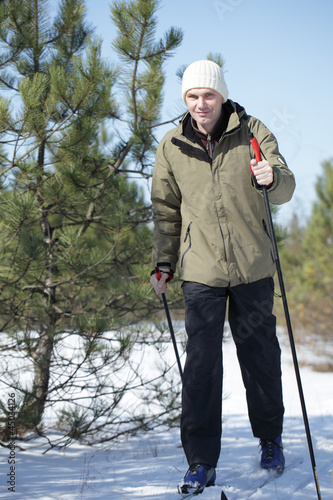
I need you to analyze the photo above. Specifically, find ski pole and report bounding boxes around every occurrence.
[249,132,322,500]
[155,268,184,382]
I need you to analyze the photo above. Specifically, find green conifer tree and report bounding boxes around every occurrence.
[278,159,333,337]
[298,159,333,335]
[0,0,182,440]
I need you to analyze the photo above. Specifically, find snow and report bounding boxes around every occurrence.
[1,326,333,499]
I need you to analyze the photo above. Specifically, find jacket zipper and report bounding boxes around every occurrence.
[180,222,192,267]
[212,125,242,266]
[207,133,214,158]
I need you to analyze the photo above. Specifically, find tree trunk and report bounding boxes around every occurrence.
[16,207,57,432]
[16,327,54,432]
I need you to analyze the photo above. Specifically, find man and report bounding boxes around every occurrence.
[150,59,295,496]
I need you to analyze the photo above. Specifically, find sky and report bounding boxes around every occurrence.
[83,0,333,226]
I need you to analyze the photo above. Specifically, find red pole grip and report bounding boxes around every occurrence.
[155,267,161,280]
[249,135,262,163]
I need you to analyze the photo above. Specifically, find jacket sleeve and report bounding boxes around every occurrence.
[248,117,296,205]
[151,136,182,272]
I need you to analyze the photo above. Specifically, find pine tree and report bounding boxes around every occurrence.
[279,159,333,337]
[298,159,333,335]
[303,159,333,265]
[0,0,183,441]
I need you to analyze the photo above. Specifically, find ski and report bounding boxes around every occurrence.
[220,458,303,499]
[245,459,303,498]
[179,487,229,499]
[179,493,229,499]
[179,492,201,499]
[179,460,302,499]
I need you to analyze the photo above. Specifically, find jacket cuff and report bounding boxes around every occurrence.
[251,173,274,191]
[156,261,176,273]
[157,262,172,268]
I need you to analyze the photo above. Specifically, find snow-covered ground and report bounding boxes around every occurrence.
[1,327,332,499]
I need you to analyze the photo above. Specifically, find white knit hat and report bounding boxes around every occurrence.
[181,60,229,103]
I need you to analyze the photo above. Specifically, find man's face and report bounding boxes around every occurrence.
[185,88,224,134]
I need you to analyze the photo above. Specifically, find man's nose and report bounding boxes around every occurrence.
[197,97,206,108]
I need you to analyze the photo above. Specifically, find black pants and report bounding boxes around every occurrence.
[181,278,284,468]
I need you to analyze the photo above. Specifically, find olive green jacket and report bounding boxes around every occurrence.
[151,100,295,287]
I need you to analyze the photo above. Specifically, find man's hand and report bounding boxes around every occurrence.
[250,159,273,186]
[150,267,173,294]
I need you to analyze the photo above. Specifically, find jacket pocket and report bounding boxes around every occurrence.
[262,219,275,263]
[180,222,193,268]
